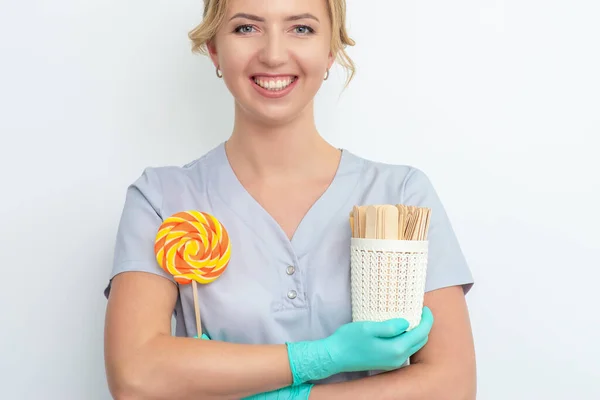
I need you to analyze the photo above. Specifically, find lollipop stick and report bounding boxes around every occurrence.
[192,280,202,337]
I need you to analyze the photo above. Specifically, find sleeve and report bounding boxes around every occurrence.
[401,167,474,294]
[104,168,175,299]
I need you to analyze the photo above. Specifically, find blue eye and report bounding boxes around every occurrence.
[294,25,315,35]
[234,25,256,34]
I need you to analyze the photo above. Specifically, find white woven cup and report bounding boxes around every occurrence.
[350,238,428,330]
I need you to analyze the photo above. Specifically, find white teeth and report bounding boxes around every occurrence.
[254,77,295,91]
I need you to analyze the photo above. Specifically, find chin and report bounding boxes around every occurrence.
[237,96,314,127]
[248,105,305,127]
[228,74,319,126]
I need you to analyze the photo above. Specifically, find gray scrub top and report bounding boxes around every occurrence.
[104,141,474,384]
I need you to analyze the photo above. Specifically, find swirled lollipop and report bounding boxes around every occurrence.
[154,210,231,336]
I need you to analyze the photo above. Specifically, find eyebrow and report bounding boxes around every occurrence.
[229,13,320,23]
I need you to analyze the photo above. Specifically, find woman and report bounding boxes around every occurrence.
[103,0,477,399]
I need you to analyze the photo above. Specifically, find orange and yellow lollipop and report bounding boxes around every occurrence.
[154,210,231,336]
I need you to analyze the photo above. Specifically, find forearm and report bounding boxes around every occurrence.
[111,334,293,400]
[309,362,475,400]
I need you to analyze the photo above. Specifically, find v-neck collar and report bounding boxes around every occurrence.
[211,141,364,259]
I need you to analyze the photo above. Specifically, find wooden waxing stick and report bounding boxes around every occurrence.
[192,281,202,337]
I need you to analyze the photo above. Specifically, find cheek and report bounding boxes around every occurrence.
[220,58,244,78]
[295,45,331,76]
[218,43,253,76]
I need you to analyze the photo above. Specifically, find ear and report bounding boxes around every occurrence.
[327,50,336,70]
[207,40,219,68]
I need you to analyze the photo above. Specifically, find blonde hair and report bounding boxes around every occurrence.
[187,0,356,85]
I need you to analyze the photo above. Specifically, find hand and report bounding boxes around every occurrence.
[194,334,313,400]
[241,384,313,400]
[193,333,211,340]
[286,306,434,385]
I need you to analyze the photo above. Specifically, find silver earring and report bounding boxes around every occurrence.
[324,69,329,81]
[216,67,223,78]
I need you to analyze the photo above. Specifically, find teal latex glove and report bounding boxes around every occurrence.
[194,333,312,400]
[286,306,434,385]
[241,384,313,400]
[193,333,211,340]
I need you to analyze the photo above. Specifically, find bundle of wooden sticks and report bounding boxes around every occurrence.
[350,204,431,241]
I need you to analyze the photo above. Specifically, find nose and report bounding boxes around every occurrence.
[257,31,289,68]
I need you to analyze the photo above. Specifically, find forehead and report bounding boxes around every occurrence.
[225,0,329,19]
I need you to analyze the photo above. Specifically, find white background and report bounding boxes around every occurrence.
[1,0,598,399]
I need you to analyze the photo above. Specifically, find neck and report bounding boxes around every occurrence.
[224,102,340,183]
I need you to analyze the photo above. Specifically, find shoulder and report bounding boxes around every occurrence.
[124,143,223,211]
[346,149,435,201]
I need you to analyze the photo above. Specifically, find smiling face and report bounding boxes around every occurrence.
[207,0,335,125]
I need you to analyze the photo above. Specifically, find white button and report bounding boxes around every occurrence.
[286,265,295,275]
[287,290,297,299]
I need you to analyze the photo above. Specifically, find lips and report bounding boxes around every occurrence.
[252,75,298,92]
